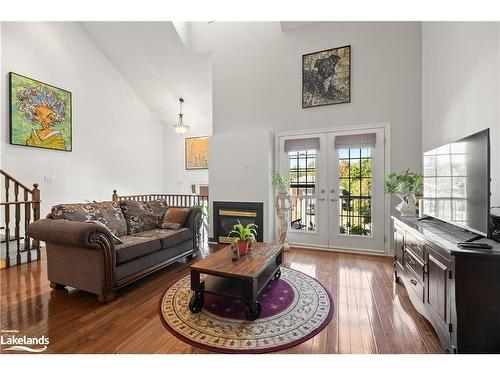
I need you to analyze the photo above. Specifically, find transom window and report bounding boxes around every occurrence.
[289,150,316,231]
[338,148,372,236]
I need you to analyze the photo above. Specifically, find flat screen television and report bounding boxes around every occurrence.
[421,129,490,237]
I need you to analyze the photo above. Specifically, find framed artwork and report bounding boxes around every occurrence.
[9,72,72,152]
[302,45,351,108]
[185,136,209,170]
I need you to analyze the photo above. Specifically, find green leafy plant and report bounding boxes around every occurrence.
[385,169,422,202]
[228,220,258,243]
[272,170,290,188]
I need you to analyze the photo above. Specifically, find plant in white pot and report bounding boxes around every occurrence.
[385,169,422,217]
[272,170,290,194]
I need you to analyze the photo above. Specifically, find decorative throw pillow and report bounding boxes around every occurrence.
[148,199,168,222]
[51,202,127,237]
[160,207,191,230]
[119,200,159,234]
[85,220,123,245]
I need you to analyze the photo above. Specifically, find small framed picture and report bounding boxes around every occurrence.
[302,45,351,108]
[185,136,209,170]
[9,72,72,151]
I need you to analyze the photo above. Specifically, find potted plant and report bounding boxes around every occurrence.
[228,220,258,255]
[385,169,423,217]
[272,170,290,194]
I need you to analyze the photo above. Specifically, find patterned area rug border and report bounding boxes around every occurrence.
[158,267,334,354]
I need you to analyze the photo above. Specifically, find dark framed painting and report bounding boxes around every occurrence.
[302,45,351,108]
[9,72,72,152]
[185,136,209,170]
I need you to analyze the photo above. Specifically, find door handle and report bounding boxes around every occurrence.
[330,199,339,202]
[318,198,326,201]
[410,279,417,286]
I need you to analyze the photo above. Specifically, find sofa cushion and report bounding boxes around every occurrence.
[51,201,128,237]
[148,199,168,221]
[115,236,162,264]
[119,200,159,234]
[160,207,192,230]
[132,228,192,248]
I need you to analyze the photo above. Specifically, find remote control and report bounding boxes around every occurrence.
[457,242,493,249]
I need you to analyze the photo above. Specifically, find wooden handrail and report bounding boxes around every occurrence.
[0,169,34,193]
[1,200,40,206]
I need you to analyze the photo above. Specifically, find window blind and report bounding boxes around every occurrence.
[284,137,320,152]
[334,133,376,149]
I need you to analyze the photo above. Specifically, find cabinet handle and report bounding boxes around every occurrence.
[410,279,417,286]
[423,262,429,275]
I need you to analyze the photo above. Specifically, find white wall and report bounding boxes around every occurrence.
[163,126,210,194]
[422,22,500,206]
[209,130,274,240]
[1,22,165,216]
[203,22,423,242]
[81,22,213,196]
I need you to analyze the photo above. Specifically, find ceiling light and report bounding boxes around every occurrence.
[173,98,190,135]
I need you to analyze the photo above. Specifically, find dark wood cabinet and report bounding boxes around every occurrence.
[424,244,451,346]
[394,224,404,278]
[393,216,500,353]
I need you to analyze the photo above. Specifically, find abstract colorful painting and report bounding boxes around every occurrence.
[185,136,208,170]
[302,45,351,108]
[10,72,72,151]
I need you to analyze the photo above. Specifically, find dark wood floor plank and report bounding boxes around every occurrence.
[0,246,441,354]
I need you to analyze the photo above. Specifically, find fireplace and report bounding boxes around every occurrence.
[213,201,264,244]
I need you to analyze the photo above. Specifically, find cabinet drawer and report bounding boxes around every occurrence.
[404,265,424,302]
[405,248,425,284]
[405,232,424,261]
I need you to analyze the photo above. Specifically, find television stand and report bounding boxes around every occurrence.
[392,215,500,353]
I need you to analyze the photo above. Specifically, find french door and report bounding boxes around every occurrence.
[278,127,386,253]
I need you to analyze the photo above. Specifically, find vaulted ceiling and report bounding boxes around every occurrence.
[81,21,212,132]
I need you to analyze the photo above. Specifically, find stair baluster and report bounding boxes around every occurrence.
[24,188,31,262]
[4,177,10,268]
[14,182,21,265]
[32,183,41,259]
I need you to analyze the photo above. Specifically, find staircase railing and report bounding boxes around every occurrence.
[112,190,208,207]
[1,169,41,268]
[112,190,208,208]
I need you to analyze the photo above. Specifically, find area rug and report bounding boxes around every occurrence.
[158,267,333,353]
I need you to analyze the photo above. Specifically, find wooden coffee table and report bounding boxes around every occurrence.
[189,242,284,320]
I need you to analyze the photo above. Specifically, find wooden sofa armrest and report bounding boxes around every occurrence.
[184,207,203,252]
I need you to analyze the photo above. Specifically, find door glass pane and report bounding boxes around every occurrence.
[338,148,372,236]
[289,150,316,231]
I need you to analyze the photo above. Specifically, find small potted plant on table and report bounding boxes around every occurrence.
[228,220,258,256]
[385,169,423,217]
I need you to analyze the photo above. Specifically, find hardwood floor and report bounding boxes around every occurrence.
[0,245,442,354]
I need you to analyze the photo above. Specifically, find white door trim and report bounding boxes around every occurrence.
[273,122,392,256]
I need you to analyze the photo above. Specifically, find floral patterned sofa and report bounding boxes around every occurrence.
[28,200,202,303]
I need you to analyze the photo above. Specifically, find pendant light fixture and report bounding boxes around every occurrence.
[173,97,190,135]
